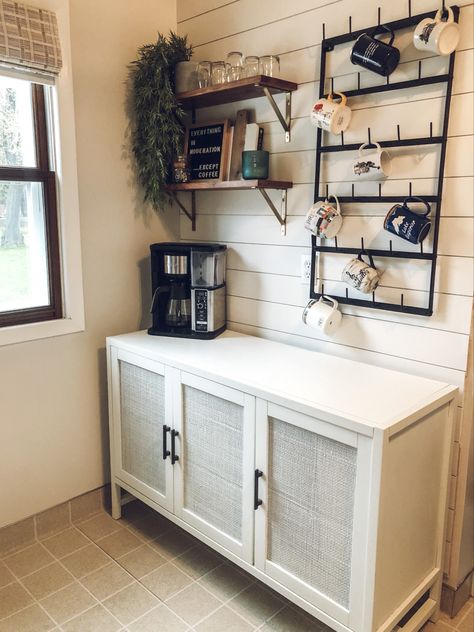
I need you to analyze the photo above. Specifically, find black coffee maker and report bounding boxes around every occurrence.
[148,242,227,339]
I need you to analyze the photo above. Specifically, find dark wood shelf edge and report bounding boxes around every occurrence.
[165,180,293,191]
[175,75,298,109]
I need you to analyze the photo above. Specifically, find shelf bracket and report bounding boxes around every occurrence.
[170,191,196,231]
[258,188,287,235]
[262,87,291,142]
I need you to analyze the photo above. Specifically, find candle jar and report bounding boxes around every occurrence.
[172,154,190,183]
[242,150,269,180]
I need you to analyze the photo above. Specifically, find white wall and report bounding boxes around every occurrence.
[0,0,178,528]
[177,0,473,577]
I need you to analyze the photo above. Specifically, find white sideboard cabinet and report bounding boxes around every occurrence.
[107,330,457,632]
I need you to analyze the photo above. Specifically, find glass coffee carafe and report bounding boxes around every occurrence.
[165,279,191,328]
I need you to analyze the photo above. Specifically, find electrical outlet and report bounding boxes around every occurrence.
[300,254,312,284]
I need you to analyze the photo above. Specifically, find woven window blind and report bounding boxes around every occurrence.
[0,0,62,76]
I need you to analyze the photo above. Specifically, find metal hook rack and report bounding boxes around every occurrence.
[311,5,460,317]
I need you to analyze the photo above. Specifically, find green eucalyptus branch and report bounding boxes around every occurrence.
[129,32,192,210]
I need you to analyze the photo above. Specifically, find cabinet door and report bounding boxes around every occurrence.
[173,372,255,563]
[110,348,174,513]
[255,400,370,628]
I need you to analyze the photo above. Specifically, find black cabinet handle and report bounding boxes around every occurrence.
[171,429,179,464]
[162,425,170,460]
[254,469,263,510]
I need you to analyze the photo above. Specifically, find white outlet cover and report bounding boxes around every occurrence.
[301,254,312,284]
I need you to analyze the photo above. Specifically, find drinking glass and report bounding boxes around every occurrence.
[226,51,243,82]
[259,55,280,77]
[226,51,243,68]
[244,55,260,77]
[211,61,226,84]
[197,61,212,88]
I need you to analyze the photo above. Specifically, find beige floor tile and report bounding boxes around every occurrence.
[126,513,174,541]
[42,527,89,558]
[76,512,123,541]
[450,599,473,627]
[120,500,155,525]
[96,529,143,559]
[195,605,254,631]
[116,544,166,578]
[70,489,103,523]
[0,518,35,557]
[423,621,455,631]
[21,561,74,600]
[103,582,160,626]
[0,604,55,632]
[0,582,34,619]
[172,544,224,580]
[62,604,122,632]
[228,583,286,627]
[128,605,189,632]
[198,563,254,601]
[4,542,54,578]
[0,562,14,589]
[80,562,134,601]
[141,562,193,601]
[457,606,473,632]
[149,526,199,560]
[166,583,221,626]
[60,544,110,578]
[261,605,329,631]
[39,581,97,624]
[36,504,70,540]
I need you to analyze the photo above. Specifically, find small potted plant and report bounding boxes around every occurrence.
[129,32,192,210]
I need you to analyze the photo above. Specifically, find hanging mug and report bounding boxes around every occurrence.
[351,26,400,77]
[384,196,431,244]
[341,251,380,294]
[311,92,352,135]
[304,195,343,239]
[302,296,342,335]
[352,142,391,180]
[413,7,460,56]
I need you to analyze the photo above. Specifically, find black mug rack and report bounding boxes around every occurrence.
[310,3,460,317]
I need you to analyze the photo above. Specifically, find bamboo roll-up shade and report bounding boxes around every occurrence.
[0,0,62,76]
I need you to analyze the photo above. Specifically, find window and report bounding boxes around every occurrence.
[0,75,62,327]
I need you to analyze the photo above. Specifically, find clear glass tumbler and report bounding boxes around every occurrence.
[211,61,226,84]
[259,55,280,77]
[226,51,243,82]
[244,55,260,77]
[197,61,212,88]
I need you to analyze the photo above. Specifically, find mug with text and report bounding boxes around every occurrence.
[351,26,400,76]
[304,195,343,239]
[341,251,380,294]
[384,197,431,245]
[413,7,460,56]
[302,296,342,335]
[352,142,391,181]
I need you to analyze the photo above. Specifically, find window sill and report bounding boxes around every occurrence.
[0,313,85,347]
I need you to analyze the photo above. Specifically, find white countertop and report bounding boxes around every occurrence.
[107,330,457,434]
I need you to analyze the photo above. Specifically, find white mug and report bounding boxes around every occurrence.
[352,142,391,181]
[341,252,380,294]
[413,7,460,56]
[304,195,343,239]
[311,92,352,135]
[302,296,342,335]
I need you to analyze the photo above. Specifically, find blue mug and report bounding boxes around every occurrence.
[384,197,431,244]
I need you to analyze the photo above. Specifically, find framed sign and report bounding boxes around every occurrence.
[185,120,231,181]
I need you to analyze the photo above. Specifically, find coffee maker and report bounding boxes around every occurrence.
[148,242,227,339]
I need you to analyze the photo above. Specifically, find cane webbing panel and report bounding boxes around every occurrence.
[183,385,243,541]
[119,361,166,494]
[268,418,357,608]
[0,1,62,74]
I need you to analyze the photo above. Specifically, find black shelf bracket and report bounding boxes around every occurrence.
[262,87,292,142]
[170,191,196,231]
[311,5,459,317]
[258,188,287,235]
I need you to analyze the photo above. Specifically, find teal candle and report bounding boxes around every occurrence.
[242,150,269,179]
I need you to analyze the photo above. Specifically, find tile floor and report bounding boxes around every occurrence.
[0,498,472,631]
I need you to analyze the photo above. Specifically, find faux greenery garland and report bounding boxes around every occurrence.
[130,32,192,210]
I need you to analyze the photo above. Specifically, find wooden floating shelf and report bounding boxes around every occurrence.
[175,76,298,109]
[165,179,293,192]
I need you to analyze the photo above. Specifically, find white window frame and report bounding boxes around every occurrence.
[0,0,84,347]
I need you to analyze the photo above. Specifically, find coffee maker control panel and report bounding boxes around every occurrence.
[194,289,208,332]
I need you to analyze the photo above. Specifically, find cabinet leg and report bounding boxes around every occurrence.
[429,577,442,622]
[111,481,122,519]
